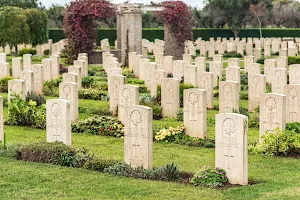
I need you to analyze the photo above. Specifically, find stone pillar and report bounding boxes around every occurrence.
[118,4,143,66]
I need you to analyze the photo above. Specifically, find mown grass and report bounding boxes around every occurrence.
[0,54,299,200]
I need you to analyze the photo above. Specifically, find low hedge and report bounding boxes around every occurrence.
[49,28,300,44]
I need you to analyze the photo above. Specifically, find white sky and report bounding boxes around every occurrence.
[39,0,205,8]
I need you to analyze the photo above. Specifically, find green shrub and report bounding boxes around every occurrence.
[127,78,144,85]
[155,125,215,148]
[163,163,180,180]
[90,107,112,116]
[240,91,248,100]
[176,109,183,121]
[94,69,107,77]
[6,94,46,129]
[25,92,46,106]
[139,93,157,105]
[256,56,265,64]
[240,74,248,86]
[82,76,95,88]
[251,128,300,156]
[88,68,102,76]
[233,107,249,118]
[190,166,228,187]
[78,88,109,100]
[16,142,91,167]
[249,106,260,128]
[103,163,181,181]
[223,52,242,58]
[286,122,300,133]
[288,56,300,65]
[19,48,36,56]
[148,105,162,120]
[122,68,135,78]
[139,86,148,93]
[43,49,50,56]
[83,159,119,172]
[72,116,124,137]
[0,76,13,92]
[43,77,62,97]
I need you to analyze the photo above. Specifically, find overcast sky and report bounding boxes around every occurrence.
[40,0,205,8]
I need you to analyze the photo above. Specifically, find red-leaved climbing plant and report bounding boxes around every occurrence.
[63,0,115,61]
[155,1,193,43]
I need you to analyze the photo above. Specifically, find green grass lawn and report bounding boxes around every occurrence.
[0,54,299,200]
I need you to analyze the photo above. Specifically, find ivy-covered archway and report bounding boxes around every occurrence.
[155,1,193,59]
[63,0,115,62]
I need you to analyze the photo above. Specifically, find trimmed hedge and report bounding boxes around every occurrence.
[49,28,300,45]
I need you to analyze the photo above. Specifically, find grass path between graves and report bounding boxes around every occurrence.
[1,125,300,200]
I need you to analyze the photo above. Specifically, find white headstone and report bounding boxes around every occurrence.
[215,113,248,185]
[46,99,71,145]
[124,105,153,169]
[184,89,207,138]
[118,84,139,124]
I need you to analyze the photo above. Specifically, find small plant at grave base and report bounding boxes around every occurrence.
[127,79,144,85]
[223,52,242,58]
[161,117,178,122]
[163,163,180,180]
[72,116,124,137]
[78,88,109,101]
[139,93,158,106]
[256,56,265,64]
[0,76,13,92]
[122,68,135,78]
[155,125,186,142]
[88,68,101,76]
[16,142,92,168]
[83,159,120,172]
[250,128,300,156]
[25,92,46,106]
[103,163,181,181]
[190,166,228,187]
[249,106,259,128]
[6,94,46,129]
[138,86,148,93]
[59,64,68,74]
[154,125,215,148]
[82,76,95,88]
[176,109,183,121]
[43,49,50,56]
[286,122,300,133]
[43,77,62,97]
[233,107,249,117]
[167,72,173,78]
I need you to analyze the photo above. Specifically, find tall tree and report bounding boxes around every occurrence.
[25,8,48,47]
[205,0,251,37]
[0,0,41,8]
[46,4,64,28]
[250,2,267,38]
[0,6,30,54]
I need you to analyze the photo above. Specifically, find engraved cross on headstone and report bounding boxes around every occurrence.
[224,148,234,170]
